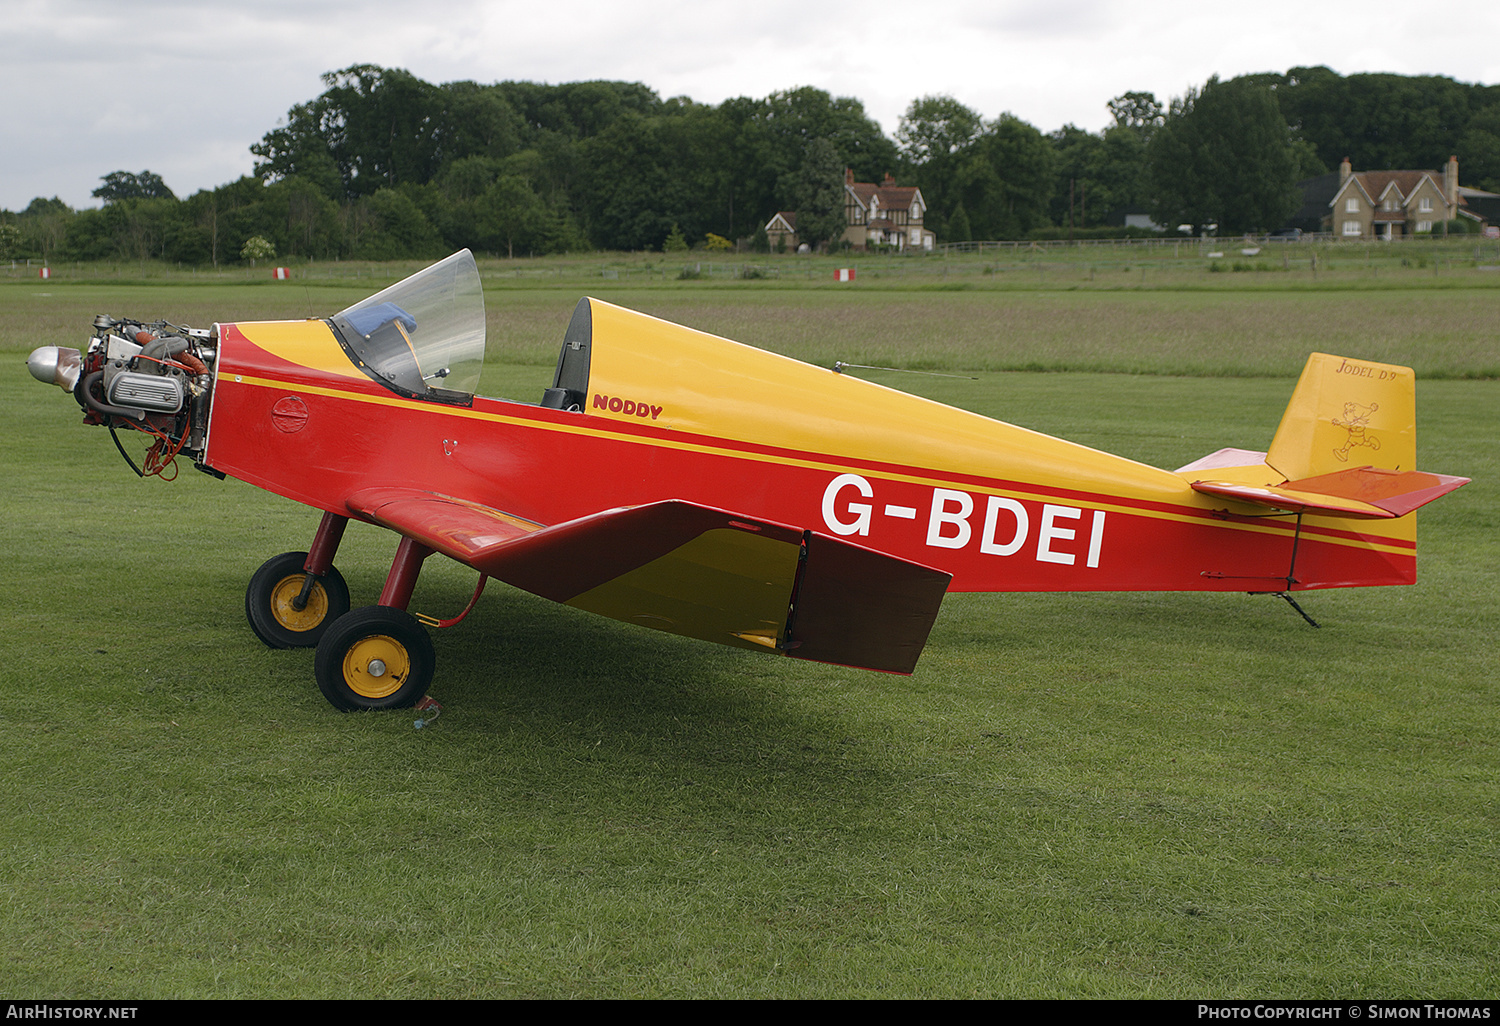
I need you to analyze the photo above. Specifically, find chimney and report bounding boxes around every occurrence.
[1339,157,1351,185]
[1445,155,1458,214]
[845,167,854,186]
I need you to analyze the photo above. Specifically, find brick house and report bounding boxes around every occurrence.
[842,170,935,251]
[764,211,799,251]
[764,170,936,252]
[1328,156,1493,238]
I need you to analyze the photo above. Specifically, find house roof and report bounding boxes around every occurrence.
[879,185,921,210]
[1331,170,1445,210]
[1331,175,1377,206]
[1361,171,1440,201]
[766,211,796,231]
[843,171,924,216]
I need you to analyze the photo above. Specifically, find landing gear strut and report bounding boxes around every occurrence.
[313,533,437,712]
[244,512,352,648]
[245,551,351,648]
[248,516,443,711]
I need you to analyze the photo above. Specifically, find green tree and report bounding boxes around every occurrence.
[1275,67,1478,173]
[782,137,846,250]
[1107,91,1165,139]
[213,176,283,265]
[477,175,546,257]
[1047,117,1154,229]
[64,198,184,261]
[497,79,665,143]
[1146,77,1301,234]
[897,95,983,238]
[578,111,695,250]
[254,65,453,200]
[1049,125,1105,229]
[261,177,343,259]
[0,223,22,261]
[537,208,590,254]
[755,87,898,188]
[18,197,74,262]
[251,103,347,201]
[92,170,176,203]
[947,202,972,242]
[348,188,445,260]
[956,115,1054,239]
[714,96,778,241]
[1459,104,1500,192]
[240,235,275,265]
[897,95,983,165]
[431,81,525,168]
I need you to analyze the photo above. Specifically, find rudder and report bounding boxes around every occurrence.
[1266,353,1416,481]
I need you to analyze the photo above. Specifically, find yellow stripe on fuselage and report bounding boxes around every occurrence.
[226,370,1414,559]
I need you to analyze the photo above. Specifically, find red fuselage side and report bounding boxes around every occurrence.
[204,322,1415,595]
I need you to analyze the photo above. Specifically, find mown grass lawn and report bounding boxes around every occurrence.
[0,266,1495,998]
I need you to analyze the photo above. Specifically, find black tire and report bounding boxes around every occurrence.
[245,551,351,649]
[314,606,435,712]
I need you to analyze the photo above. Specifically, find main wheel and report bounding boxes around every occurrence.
[314,606,435,712]
[246,552,351,649]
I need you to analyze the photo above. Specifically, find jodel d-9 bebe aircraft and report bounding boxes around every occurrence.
[26,250,1468,712]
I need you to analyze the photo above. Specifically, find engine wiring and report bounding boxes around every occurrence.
[137,417,190,480]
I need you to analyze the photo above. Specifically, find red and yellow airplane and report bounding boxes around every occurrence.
[27,250,1468,711]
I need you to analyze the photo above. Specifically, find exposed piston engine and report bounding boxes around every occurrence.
[28,315,218,478]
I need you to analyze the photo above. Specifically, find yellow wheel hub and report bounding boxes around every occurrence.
[269,574,328,633]
[341,634,411,699]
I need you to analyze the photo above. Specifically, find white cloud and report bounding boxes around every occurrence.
[2,0,1497,209]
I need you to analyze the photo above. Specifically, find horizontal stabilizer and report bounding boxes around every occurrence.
[1191,467,1469,519]
[346,489,951,674]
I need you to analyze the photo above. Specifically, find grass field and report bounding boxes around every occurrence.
[1,261,1496,998]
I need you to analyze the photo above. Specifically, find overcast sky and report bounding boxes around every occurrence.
[4,0,1499,211]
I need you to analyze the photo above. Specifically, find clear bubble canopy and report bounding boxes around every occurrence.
[331,250,486,399]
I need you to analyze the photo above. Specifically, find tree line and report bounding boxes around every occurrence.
[4,64,1498,265]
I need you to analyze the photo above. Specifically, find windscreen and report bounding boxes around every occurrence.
[330,249,485,399]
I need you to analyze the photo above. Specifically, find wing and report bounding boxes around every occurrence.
[347,488,952,674]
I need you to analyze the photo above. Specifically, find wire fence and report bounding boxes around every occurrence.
[8,230,1499,285]
[929,230,1500,255]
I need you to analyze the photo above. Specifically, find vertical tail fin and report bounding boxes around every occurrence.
[1267,353,1416,481]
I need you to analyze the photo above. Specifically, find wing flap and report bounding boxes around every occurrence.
[788,532,953,675]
